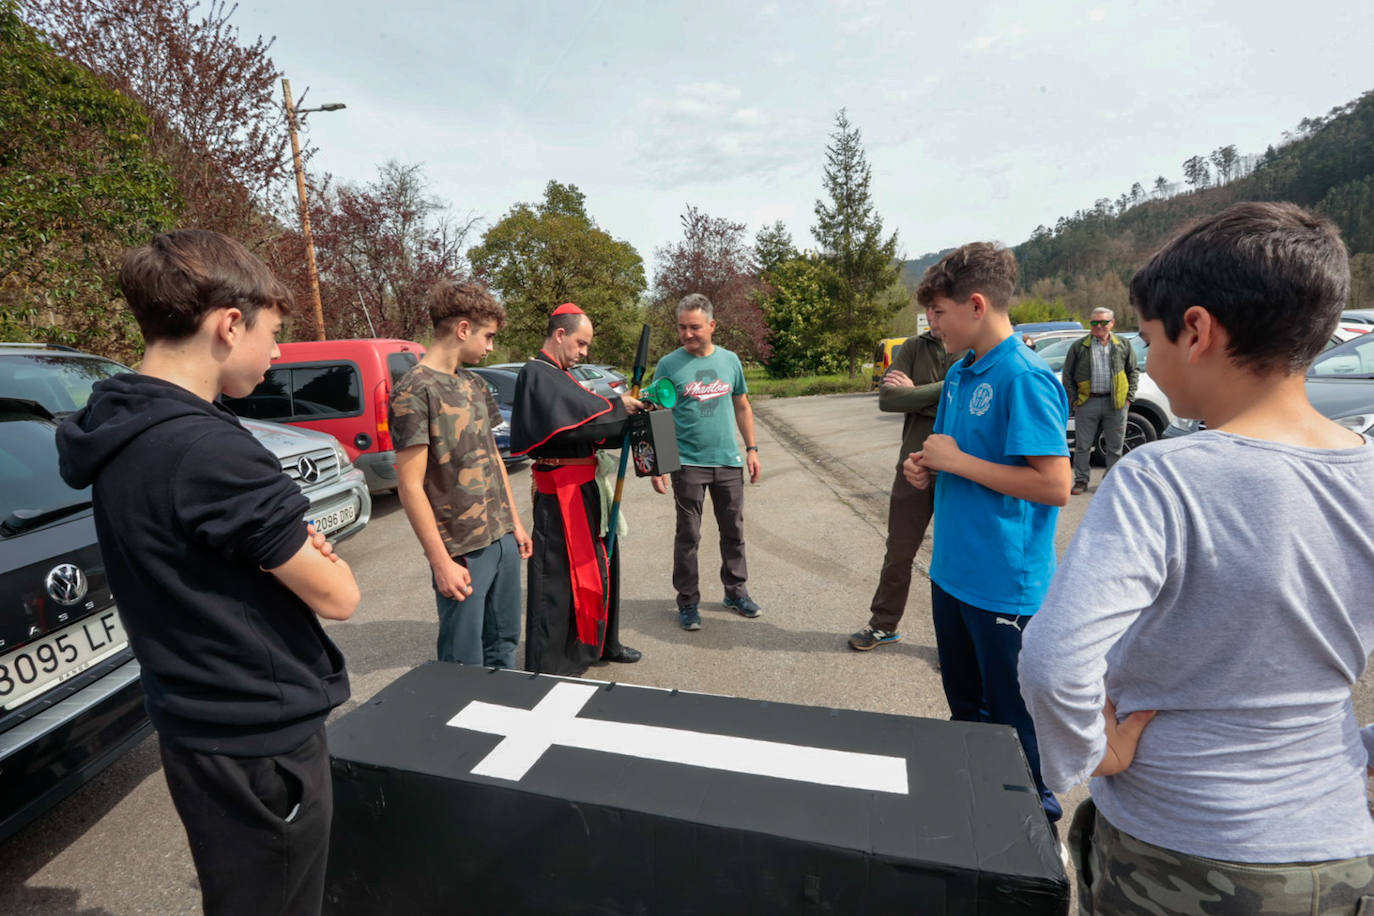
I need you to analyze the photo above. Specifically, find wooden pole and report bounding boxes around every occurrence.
[282,78,327,340]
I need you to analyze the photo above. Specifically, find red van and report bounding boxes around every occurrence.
[221,339,425,493]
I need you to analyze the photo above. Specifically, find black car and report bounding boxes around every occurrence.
[469,365,524,464]
[0,397,151,842]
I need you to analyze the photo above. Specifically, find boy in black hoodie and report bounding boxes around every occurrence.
[57,230,360,916]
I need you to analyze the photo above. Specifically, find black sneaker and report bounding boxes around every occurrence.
[678,605,701,631]
[723,595,761,618]
[848,626,902,651]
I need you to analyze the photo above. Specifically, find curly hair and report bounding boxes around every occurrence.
[428,279,506,332]
[915,242,1017,310]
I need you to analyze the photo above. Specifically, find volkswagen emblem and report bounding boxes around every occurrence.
[296,455,321,484]
[46,564,88,606]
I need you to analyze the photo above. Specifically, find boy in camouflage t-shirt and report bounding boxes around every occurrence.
[391,280,532,667]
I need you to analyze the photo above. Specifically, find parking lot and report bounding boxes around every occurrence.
[2,390,1372,913]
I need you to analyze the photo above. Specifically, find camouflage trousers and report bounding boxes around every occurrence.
[1070,798,1374,915]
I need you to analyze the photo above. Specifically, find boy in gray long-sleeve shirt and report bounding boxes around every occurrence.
[1020,202,1374,915]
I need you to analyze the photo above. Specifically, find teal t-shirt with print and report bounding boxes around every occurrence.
[651,346,746,468]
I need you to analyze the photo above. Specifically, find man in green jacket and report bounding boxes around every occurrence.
[1061,307,1139,495]
[848,310,962,650]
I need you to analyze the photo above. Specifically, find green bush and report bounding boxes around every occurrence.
[1009,296,1078,325]
[744,368,871,398]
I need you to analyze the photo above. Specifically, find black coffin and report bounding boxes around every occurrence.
[325,664,1067,915]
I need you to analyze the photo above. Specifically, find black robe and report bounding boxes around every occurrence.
[511,352,629,676]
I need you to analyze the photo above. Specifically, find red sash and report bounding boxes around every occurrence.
[533,464,605,646]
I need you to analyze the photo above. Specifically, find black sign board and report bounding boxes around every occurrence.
[325,664,1067,915]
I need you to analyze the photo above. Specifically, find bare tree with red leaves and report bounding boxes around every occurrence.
[651,206,769,363]
[280,161,480,341]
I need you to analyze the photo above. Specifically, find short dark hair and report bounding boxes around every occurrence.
[119,230,293,342]
[915,242,1017,310]
[545,311,589,338]
[428,279,505,333]
[1130,202,1349,373]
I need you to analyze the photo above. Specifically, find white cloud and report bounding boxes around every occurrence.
[635,83,814,187]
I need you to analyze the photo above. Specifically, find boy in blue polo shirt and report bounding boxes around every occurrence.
[903,242,1072,823]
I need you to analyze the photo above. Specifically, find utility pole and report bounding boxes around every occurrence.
[282,79,344,340]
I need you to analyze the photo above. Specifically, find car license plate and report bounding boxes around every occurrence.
[1,609,128,710]
[312,501,357,536]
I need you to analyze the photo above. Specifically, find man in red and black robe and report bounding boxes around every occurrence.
[511,304,644,675]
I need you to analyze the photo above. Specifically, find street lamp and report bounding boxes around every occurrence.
[281,79,345,340]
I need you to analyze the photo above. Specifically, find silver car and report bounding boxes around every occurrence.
[0,345,370,540]
[236,418,371,541]
[572,364,628,399]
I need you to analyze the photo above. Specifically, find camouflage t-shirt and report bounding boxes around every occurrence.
[389,365,514,558]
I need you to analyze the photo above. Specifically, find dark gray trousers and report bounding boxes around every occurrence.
[867,469,936,632]
[1073,395,1127,486]
[671,465,747,607]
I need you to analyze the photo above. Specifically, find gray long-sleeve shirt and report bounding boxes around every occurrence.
[1020,430,1374,862]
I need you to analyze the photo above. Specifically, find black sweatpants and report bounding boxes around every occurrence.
[159,728,333,916]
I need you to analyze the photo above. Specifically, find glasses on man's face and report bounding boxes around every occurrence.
[1090,320,1112,327]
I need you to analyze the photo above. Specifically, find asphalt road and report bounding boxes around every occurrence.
[1,391,1369,913]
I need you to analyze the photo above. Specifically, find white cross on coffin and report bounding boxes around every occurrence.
[447,682,910,795]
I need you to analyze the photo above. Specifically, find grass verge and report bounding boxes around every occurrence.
[744,366,873,398]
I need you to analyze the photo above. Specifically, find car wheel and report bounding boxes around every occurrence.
[1096,409,1158,460]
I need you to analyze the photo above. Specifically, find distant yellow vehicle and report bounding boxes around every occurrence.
[871,337,908,389]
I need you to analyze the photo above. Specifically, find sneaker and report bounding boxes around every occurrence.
[1071,483,1088,495]
[723,595,761,618]
[848,626,902,651]
[678,605,701,631]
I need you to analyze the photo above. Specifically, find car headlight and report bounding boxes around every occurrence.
[1165,417,1204,436]
[332,440,350,468]
[1334,413,1374,435]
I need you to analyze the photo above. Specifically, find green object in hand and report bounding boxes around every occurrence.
[640,377,678,409]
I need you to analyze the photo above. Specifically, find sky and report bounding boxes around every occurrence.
[233,0,1374,277]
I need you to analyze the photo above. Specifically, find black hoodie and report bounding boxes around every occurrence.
[58,374,348,756]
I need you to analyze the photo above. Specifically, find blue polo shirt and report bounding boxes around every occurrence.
[929,333,1069,615]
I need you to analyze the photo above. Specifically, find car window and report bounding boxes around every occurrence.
[1128,336,1147,367]
[387,352,418,386]
[0,354,131,415]
[0,413,85,524]
[1033,337,1076,372]
[473,370,515,405]
[1310,336,1374,378]
[222,363,362,419]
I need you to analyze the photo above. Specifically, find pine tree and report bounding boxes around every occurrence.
[811,109,901,377]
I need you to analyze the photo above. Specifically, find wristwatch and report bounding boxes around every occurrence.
[745,446,758,452]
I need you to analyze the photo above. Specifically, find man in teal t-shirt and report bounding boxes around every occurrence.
[650,294,762,632]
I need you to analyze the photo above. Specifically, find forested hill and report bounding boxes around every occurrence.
[899,248,954,290]
[1006,89,1374,313]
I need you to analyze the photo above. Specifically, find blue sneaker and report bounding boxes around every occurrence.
[723,595,761,618]
[678,605,701,631]
[848,626,901,650]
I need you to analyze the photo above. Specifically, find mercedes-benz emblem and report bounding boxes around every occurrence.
[46,564,88,606]
[297,455,321,484]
